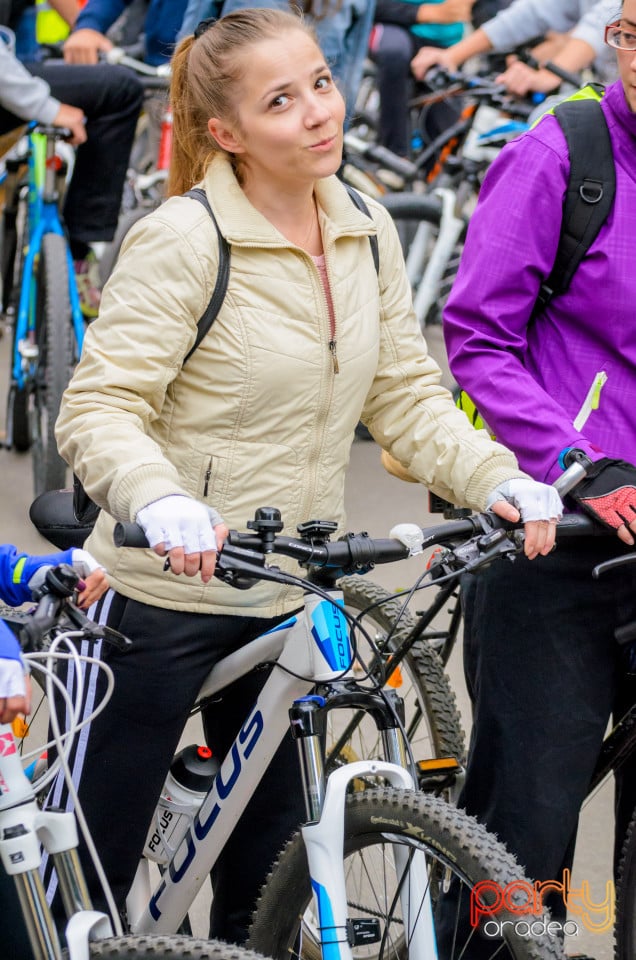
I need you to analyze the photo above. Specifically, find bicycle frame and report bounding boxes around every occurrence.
[126,589,433,959]
[10,125,84,392]
[0,723,113,959]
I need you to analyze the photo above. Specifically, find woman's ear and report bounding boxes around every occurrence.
[208,118,244,154]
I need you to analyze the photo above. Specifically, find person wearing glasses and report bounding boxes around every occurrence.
[439,0,636,941]
[411,0,619,95]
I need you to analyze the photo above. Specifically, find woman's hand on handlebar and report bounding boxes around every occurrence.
[76,568,109,609]
[136,495,229,583]
[53,103,87,145]
[411,46,459,81]
[496,59,560,96]
[0,674,32,724]
[487,478,563,559]
[63,27,113,64]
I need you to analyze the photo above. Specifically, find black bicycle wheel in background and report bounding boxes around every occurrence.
[31,232,75,495]
[379,191,467,329]
[616,809,636,960]
[248,788,563,960]
[4,176,31,452]
[85,935,273,958]
[336,576,465,771]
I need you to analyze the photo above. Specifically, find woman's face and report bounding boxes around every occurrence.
[617,0,636,112]
[212,29,345,189]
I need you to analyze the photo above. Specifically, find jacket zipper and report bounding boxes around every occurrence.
[328,338,339,374]
[203,457,212,497]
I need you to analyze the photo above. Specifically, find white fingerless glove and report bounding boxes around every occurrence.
[0,659,27,699]
[486,479,563,522]
[136,495,224,553]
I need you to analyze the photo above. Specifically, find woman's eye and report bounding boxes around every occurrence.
[270,94,290,108]
[316,75,332,90]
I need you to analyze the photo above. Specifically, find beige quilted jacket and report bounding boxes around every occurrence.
[56,154,525,615]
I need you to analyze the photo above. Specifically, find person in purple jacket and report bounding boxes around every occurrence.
[442,0,636,938]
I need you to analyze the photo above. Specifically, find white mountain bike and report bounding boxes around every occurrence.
[108,505,567,960]
[0,563,276,960]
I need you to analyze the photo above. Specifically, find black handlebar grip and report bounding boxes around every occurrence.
[113,522,150,548]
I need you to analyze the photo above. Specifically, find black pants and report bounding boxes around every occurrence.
[434,537,636,957]
[49,593,305,946]
[369,24,460,157]
[0,62,143,245]
[450,538,636,947]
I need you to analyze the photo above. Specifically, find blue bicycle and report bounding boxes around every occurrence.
[1,123,85,495]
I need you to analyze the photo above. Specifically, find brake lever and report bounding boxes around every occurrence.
[447,526,523,574]
[62,602,133,651]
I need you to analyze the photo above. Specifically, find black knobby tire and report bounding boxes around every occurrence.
[339,575,465,765]
[247,789,563,960]
[9,382,31,452]
[83,936,271,959]
[616,808,636,960]
[1,171,27,315]
[5,179,30,451]
[31,232,75,495]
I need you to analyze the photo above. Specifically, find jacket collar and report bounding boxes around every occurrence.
[200,153,376,248]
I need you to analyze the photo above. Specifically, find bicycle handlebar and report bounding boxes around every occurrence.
[111,458,608,588]
[104,47,171,85]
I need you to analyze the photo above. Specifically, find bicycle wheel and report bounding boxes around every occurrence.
[335,576,465,770]
[248,789,561,960]
[84,936,271,958]
[8,381,31,451]
[379,192,465,328]
[31,232,75,495]
[616,807,636,960]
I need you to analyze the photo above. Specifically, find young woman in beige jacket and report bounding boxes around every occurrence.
[53,6,562,944]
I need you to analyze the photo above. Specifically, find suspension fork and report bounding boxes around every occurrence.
[290,691,435,959]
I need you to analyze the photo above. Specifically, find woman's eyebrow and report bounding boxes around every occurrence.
[261,64,330,102]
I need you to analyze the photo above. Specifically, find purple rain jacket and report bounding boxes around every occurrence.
[443,79,636,486]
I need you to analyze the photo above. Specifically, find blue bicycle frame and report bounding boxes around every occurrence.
[11,124,84,391]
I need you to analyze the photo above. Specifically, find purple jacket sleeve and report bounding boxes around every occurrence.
[443,120,603,484]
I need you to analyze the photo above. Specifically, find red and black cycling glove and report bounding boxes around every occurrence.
[569,457,636,531]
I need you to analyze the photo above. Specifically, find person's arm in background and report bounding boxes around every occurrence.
[63,0,129,62]
[0,620,30,723]
[494,0,618,94]
[0,38,86,142]
[375,0,473,27]
[0,543,108,609]
[411,0,581,77]
[50,0,81,27]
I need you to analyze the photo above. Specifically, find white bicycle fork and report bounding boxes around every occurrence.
[302,760,437,960]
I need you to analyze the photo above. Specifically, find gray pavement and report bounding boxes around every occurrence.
[0,319,614,957]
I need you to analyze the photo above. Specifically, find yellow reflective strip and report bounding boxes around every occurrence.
[13,556,26,584]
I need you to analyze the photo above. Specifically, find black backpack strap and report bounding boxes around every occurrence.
[344,182,380,275]
[182,187,230,365]
[536,95,615,314]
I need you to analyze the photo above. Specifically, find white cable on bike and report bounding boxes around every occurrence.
[44,637,123,936]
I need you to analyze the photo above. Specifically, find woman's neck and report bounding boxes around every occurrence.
[241,179,323,255]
